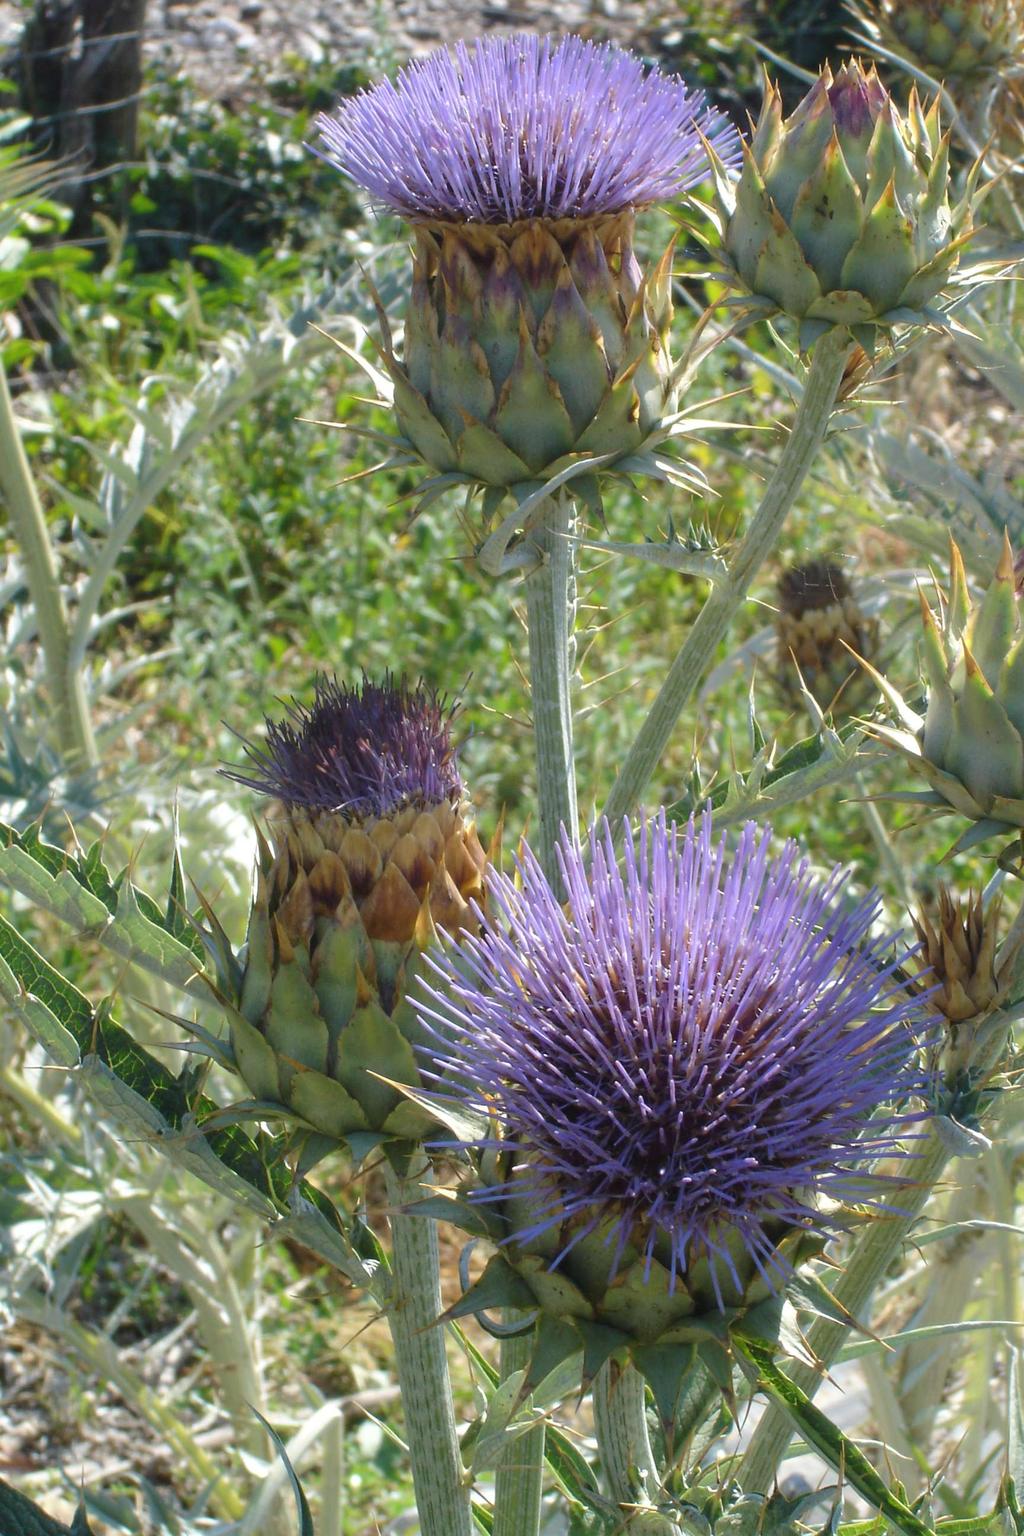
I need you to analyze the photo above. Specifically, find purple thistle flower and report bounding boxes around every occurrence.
[418,812,932,1295]
[225,673,463,819]
[313,33,742,224]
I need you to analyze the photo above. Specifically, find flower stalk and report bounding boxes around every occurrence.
[493,1327,545,1536]
[602,325,855,826]
[0,359,96,768]
[593,1360,680,1534]
[524,493,580,891]
[384,1157,473,1536]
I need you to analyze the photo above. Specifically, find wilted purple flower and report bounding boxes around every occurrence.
[225,673,462,819]
[314,33,741,224]
[419,812,930,1292]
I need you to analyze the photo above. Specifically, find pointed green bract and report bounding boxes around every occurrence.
[437,1150,825,1426]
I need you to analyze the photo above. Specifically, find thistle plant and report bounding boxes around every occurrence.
[313,35,742,892]
[415,812,930,1526]
[315,34,739,512]
[222,673,487,1536]
[0,15,1018,1536]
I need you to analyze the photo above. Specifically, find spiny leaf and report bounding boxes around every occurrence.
[249,1410,315,1536]
[732,1332,934,1536]
[0,1479,93,1535]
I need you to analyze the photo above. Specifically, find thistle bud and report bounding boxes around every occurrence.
[775,560,879,714]
[313,35,740,511]
[416,814,929,1407]
[850,0,1024,87]
[913,886,1006,1023]
[712,60,974,350]
[870,535,1024,845]
[222,675,488,1148]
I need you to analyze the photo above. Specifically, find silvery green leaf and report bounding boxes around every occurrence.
[157,1117,277,1218]
[935,1114,992,1157]
[274,1188,385,1295]
[77,1054,170,1139]
[107,877,202,989]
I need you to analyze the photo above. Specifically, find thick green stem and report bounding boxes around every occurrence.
[523,493,579,890]
[384,1158,473,1536]
[503,500,578,1529]
[602,327,854,827]
[0,360,96,766]
[492,1325,545,1536]
[593,1359,680,1534]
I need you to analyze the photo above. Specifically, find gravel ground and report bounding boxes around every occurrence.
[0,0,665,99]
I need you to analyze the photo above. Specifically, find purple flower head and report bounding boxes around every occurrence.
[418,812,931,1295]
[226,673,463,820]
[313,34,742,224]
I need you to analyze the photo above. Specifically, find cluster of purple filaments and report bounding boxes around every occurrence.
[314,33,742,224]
[228,674,463,819]
[418,812,930,1291]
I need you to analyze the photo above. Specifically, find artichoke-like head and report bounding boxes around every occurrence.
[416,814,928,1407]
[850,0,1024,87]
[713,60,973,350]
[912,885,1010,1025]
[869,535,1024,849]
[395,212,675,496]
[313,34,740,522]
[775,559,879,714]
[224,675,487,1150]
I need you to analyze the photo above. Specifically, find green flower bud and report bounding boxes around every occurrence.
[710,61,975,351]
[869,536,1024,848]
[850,0,1024,86]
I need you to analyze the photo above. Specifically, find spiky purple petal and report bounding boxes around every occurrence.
[226,673,462,818]
[419,812,932,1281]
[314,34,742,224]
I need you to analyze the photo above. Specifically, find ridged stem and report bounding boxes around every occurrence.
[492,1325,545,1536]
[737,1011,1013,1494]
[593,1359,680,1534]
[523,492,579,893]
[602,326,854,827]
[0,360,96,767]
[383,1158,473,1536]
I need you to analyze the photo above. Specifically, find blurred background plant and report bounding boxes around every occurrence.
[0,0,1021,1529]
